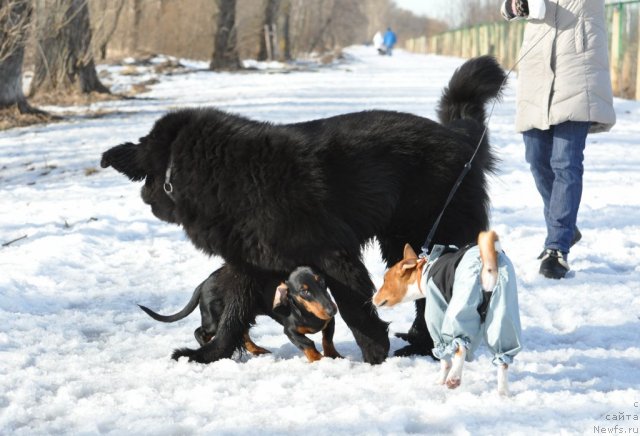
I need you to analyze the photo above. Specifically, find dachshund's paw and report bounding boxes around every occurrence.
[171,348,196,361]
[171,348,213,364]
[323,348,343,359]
[172,340,237,363]
[322,341,342,359]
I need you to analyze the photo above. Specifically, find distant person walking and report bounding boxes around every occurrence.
[373,31,385,55]
[383,27,397,56]
[502,0,616,279]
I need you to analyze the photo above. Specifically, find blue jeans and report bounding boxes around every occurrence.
[426,246,522,366]
[523,121,590,254]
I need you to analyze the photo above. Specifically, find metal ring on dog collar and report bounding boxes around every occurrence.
[163,182,173,195]
[164,155,176,202]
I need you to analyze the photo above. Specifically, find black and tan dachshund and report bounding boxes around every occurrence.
[139,265,342,362]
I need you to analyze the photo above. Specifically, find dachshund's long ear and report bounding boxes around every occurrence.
[273,283,289,310]
[100,142,146,181]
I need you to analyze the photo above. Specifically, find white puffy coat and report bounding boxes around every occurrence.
[514,0,616,133]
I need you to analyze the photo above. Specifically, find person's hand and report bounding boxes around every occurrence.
[513,0,529,17]
[503,0,529,19]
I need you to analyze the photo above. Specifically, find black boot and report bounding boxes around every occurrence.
[539,249,569,279]
[537,227,582,260]
[570,227,582,247]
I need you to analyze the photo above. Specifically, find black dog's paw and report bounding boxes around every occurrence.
[394,332,412,342]
[393,343,435,359]
[358,334,390,365]
[363,345,388,365]
[394,328,429,346]
[351,323,390,364]
[394,330,427,345]
[394,328,436,358]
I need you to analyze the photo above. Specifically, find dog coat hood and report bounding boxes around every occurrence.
[424,245,471,304]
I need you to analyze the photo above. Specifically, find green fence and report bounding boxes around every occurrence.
[405,1,640,100]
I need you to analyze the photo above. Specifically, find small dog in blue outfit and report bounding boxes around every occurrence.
[373,230,522,396]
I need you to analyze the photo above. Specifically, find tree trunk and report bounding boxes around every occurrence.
[258,0,280,61]
[94,0,126,60]
[308,0,336,54]
[0,0,40,113]
[210,0,240,71]
[29,0,110,99]
[282,1,292,61]
[131,0,143,52]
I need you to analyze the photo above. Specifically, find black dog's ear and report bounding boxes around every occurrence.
[273,283,289,310]
[100,142,146,181]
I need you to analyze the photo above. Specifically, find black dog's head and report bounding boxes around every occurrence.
[100,111,194,224]
[273,267,337,320]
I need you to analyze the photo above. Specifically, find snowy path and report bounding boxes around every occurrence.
[1,47,639,435]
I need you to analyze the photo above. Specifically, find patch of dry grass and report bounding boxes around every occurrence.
[29,90,122,107]
[0,106,56,131]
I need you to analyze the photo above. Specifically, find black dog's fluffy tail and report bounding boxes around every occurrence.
[437,55,506,127]
[138,284,201,323]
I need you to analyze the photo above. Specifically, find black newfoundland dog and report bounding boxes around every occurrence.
[101,55,505,364]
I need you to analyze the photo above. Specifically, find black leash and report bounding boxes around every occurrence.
[419,25,553,257]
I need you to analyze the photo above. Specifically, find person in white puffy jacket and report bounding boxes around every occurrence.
[502,0,616,279]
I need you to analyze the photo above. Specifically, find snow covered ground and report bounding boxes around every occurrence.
[1,46,639,435]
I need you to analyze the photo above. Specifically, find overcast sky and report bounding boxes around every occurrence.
[393,0,460,23]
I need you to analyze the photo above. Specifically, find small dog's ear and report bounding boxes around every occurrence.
[273,283,289,310]
[401,258,418,271]
[403,243,418,260]
[100,142,146,181]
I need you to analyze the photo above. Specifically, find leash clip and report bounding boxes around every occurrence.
[427,244,447,262]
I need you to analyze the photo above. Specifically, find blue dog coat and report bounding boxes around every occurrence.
[424,244,522,365]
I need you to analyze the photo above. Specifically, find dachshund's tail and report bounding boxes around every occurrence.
[138,283,201,323]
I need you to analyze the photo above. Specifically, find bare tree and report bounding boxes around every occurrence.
[29,0,110,99]
[387,4,448,43]
[257,0,280,61]
[281,0,292,60]
[90,0,126,60]
[88,0,448,66]
[461,0,500,27]
[210,0,241,70]
[324,0,368,51]
[0,0,40,113]
[130,0,143,53]
[363,0,390,39]
[308,0,336,53]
